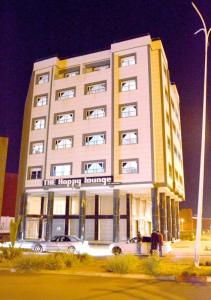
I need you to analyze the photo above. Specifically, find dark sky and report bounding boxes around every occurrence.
[0,0,211,216]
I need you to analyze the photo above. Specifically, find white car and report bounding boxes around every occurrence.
[109,237,172,256]
[32,235,89,254]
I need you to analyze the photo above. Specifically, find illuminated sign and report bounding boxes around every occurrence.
[43,176,113,188]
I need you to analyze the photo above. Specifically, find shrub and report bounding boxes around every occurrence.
[42,253,65,270]
[105,255,139,274]
[0,247,23,260]
[77,253,93,264]
[13,255,44,271]
[139,255,161,275]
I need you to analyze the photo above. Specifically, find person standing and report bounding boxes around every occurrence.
[157,231,164,257]
[136,231,142,255]
[150,230,159,255]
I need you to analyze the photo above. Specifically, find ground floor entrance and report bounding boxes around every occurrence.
[19,186,180,242]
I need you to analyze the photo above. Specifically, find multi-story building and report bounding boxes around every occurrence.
[16,35,185,242]
[0,137,8,216]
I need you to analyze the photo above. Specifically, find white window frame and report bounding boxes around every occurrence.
[34,95,47,107]
[86,82,106,95]
[31,142,44,154]
[51,164,72,177]
[120,160,138,174]
[37,73,49,84]
[33,118,45,130]
[120,78,137,92]
[64,70,80,77]
[54,138,73,150]
[120,131,137,145]
[85,107,106,119]
[120,104,137,118]
[84,161,105,174]
[85,134,105,146]
[29,167,42,180]
[120,55,136,67]
[58,88,75,100]
[55,112,74,124]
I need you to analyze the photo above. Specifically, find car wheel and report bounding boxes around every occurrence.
[112,246,122,255]
[33,244,43,253]
[67,246,76,254]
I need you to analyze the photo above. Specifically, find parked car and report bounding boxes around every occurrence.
[32,235,89,254]
[109,236,172,255]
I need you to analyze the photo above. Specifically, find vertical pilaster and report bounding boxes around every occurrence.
[151,188,160,231]
[65,196,70,235]
[113,189,120,242]
[166,196,172,241]
[160,193,167,240]
[126,193,132,240]
[79,191,86,241]
[94,195,99,240]
[171,199,176,240]
[46,192,54,241]
[19,192,28,239]
[175,201,180,239]
[38,196,45,239]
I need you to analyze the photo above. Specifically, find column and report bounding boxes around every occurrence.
[79,191,86,241]
[38,196,45,239]
[46,192,54,241]
[171,199,176,240]
[18,192,28,239]
[160,193,167,241]
[113,189,120,242]
[166,196,172,241]
[126,193,132,240]
[175,201,180,239]
[151,188,160,231]
[94,195,99,240]
[65,196,70,236]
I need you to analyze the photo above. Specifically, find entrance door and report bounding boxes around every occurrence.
[25,218,39,239]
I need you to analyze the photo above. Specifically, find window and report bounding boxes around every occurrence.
[120,104,137,118]
[31,141,44,154]
[85,107,106,119]
[64,70,80,77]
[120,160,138,174]
[32,118,45,130]
[84,133,105,146]
[120,131,137,145]
[34,95,47,107]
[84,161,105,174]
[57,88,75,100]
[84,60,110,73]
[55,112,74,124]
[54,137,73,149]
[51,164,72,176]
[36,73,49,84]
[120,55,136,67]
[85,82,106,95]
[28,167,42,179]
[120,78,137,92]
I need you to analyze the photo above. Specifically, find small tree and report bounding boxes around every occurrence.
[10,217,22,247]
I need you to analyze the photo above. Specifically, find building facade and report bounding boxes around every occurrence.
[16,35,185,242]
[0,137,8,216]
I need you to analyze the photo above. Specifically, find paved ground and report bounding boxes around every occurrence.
[0,271,211,300]
[172,240,211,257]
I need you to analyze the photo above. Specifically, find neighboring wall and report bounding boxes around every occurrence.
[0,137,8,216]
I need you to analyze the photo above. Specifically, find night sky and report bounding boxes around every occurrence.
[0,0,211,216]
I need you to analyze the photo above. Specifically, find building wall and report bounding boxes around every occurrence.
[2,173,18,217]
[0,137,8,216]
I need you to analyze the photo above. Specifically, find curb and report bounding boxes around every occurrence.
[1,267,211,282]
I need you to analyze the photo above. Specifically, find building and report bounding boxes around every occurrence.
[0,137,8,216]
[180,208,211,234]
[2,173,18,217]
[16,35,185,242]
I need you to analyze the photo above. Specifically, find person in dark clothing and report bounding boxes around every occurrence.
[157,231,164,257]
[136,231,142,255]
[150,230,159,255]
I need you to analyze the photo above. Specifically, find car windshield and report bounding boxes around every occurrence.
[51,236,58,242]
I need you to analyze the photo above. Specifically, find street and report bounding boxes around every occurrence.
[0,271,210,300]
